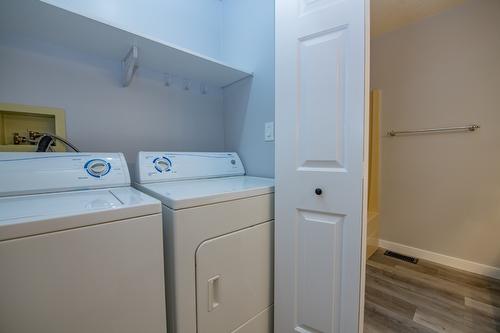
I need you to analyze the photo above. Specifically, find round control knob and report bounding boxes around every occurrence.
[153,157,172,173]
[315,188,323,195]
[85,159,111,178]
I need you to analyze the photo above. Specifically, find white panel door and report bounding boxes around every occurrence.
[275,0,368,332]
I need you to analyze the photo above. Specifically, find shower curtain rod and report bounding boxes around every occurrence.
[387,124,480,137]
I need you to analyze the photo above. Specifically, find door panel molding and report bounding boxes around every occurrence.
[296,210,344,333]
[297,26,347,172]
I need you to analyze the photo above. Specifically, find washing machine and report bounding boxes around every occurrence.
[134,152,274,333]
[0,152,167,333]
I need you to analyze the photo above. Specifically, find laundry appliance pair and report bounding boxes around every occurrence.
[0,151,274,333]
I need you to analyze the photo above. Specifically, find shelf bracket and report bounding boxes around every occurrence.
[121,46,138,87]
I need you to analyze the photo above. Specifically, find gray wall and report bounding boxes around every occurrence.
[0,38,225,174]
[372,0,500,267]
[0,0,276,179]
[221,0,275,178]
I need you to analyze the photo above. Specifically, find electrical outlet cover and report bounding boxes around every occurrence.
[264,122,274,142]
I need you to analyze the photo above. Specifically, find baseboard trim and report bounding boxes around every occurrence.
[378,239,500,280]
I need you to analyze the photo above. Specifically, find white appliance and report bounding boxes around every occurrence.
[0,152,167,333]
[134,152,274,333]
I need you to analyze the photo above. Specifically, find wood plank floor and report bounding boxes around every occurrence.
[364,248,500,333]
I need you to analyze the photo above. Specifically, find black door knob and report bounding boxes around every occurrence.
[315,188,323,195]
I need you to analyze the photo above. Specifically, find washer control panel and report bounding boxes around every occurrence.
[0,152,130,197]
[136,152,245,184]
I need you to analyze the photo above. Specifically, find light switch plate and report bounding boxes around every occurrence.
[264,122,274,142]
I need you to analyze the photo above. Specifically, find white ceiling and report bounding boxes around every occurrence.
[371,0,467,37]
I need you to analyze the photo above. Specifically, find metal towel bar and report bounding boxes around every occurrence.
[387,124,480,137]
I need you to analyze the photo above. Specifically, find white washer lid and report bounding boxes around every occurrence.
[135,176,274,210]
[0,187,161,241]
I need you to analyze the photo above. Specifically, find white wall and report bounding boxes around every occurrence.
[43,0,223,58]
[221,0,275,178]
[0,38,225,173]
[372,0,500,267]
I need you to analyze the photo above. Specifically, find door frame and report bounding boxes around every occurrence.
[359,0,371,331]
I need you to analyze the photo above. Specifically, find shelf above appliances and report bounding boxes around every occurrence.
[0,0,253,88]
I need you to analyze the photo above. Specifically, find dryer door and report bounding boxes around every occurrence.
[196,221,274,333]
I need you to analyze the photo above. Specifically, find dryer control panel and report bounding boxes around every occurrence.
[135,152,245,184]
[0,152,130,197]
